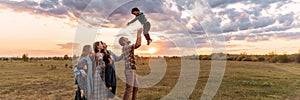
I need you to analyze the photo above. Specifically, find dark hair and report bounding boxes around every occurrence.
[103,54,111,64]
[93,41,100,53]
[101,49,111,64]
[131,7,140,14]
[100,41,104,45]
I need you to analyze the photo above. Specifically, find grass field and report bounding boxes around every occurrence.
[0,58,300,99]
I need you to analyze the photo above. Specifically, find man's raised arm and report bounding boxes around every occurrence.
[134,28,143,49]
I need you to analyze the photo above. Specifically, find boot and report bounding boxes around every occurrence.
[144,34,152,45]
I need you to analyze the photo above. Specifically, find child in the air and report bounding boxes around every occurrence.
[127,7,152,45]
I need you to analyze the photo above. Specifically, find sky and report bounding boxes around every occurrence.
[0,0,300,57]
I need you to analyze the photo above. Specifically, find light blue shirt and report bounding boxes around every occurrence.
[80,56,94,94]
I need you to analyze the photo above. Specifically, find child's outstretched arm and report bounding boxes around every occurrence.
[127,16,139,25]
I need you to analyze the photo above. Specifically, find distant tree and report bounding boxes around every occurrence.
[63,54,69,60]
[47,57,52,60]
[22,53,29,62]
[268,56,278,63]
[53,56,62,60]
[3,58,9,62]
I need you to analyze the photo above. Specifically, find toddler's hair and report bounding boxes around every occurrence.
[131,7,140,14]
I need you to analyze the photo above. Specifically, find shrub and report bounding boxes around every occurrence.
[295,54,300,63]
[242,57,252,61]
[268,56,278,63]
[211,53,226,60]
[22,53,29,62]
[251,57,259,62]
[257,56,265,62]
[232,56,239,60]
[65,64,68,68]
[236,56,245,61]
[200,56,207,60]
[227,56,235,60]
[277,55,289,63]
[201,56,211,60]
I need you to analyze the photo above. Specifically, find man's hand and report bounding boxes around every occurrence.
[126,22,130,26]
[134,28,143,49]
[109,87,112,91]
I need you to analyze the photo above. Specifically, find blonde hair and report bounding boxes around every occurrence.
[80,45,92,59]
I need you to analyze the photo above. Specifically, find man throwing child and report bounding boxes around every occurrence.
[119,28,142,100]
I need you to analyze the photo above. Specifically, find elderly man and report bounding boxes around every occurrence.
[119,28,142,100]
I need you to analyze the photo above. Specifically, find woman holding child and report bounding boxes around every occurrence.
[77,45,94,100]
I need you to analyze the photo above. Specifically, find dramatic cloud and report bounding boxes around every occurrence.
[0,0,207,34]
[210,0,300,42]
[1,0,300,55]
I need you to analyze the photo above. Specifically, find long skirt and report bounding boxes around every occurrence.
[92,67,107,100]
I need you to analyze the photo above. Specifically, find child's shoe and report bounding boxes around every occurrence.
[147,39,152,45]
[145,34,152,45]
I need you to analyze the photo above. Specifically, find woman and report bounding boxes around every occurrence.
[102,51,117,100]
[101,42,123,99]
[77,45,94,100]
[92,41,107,100]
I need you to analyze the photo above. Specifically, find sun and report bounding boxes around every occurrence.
[148,48,157,54]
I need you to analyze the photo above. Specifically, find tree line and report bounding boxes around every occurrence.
[1,51,300,64]
[197,52,300,63]
[0,54,74,62]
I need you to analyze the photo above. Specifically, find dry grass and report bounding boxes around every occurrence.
[0,58,300,99]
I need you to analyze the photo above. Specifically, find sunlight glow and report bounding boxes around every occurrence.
[148,48,157,54]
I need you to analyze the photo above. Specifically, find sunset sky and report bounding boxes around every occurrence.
[0,0,300,57]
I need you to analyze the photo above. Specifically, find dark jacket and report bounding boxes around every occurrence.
[105,63,117,87]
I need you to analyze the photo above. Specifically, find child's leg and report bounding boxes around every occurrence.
[143,22,151,38]
[143,22,152,45]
